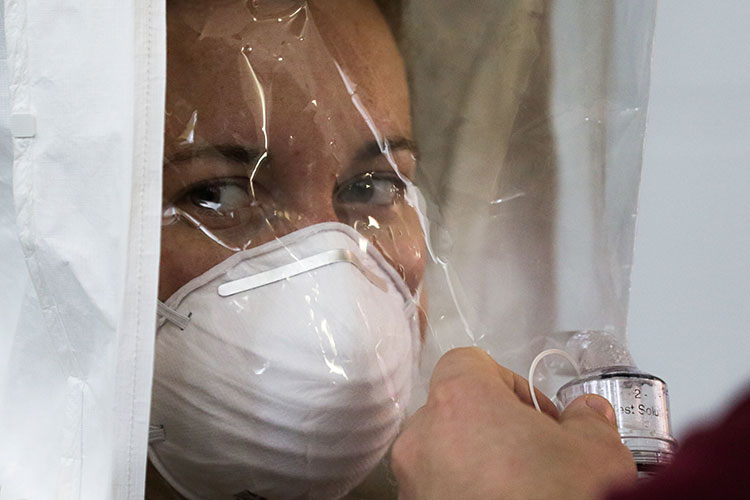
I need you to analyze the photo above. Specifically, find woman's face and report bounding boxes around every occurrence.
[160,0,425,300]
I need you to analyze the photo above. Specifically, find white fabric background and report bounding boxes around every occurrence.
[0,1,164,498]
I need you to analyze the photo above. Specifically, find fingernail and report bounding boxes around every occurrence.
[585,395,616,425]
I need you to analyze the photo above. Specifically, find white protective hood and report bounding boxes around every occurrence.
[0,1,164,499]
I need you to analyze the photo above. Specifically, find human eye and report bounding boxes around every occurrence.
[187,177,252,214]
[172,176,258,230]
[334,172,405,206]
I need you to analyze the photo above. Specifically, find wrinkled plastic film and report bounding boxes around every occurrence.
[405,0,668,473]
[404,0,557,388]
[152,2,423,499]
[150,1,657,499]
[403,0,657,398]
[161,0,424,288]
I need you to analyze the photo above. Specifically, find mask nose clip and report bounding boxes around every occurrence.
[217,248,389,297]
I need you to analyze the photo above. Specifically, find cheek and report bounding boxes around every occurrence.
[158,225,235,301]
[355,207,426,294]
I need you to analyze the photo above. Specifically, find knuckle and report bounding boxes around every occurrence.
[590,398,617,427]
[436,347,489,369]
[429,375,471,409]
[565,396,618,431]
[578,394,617,426]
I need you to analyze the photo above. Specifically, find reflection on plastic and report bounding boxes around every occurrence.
[245,0,307,21]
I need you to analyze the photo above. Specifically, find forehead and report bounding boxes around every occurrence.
[164,0,410,162]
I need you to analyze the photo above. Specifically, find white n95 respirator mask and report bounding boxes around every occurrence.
[149,222,421,500]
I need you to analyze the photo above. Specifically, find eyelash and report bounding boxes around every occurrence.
[333,171,406,204]
[177,177,251,214]
[175,170,406,215]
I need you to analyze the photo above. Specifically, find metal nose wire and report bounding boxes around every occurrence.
[217,248,389,297]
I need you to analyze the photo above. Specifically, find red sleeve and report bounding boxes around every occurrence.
[607,387,750,500]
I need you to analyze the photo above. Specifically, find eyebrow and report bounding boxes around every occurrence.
[353,136,419,164]
[166,144,264,165]
[165,136,418,167]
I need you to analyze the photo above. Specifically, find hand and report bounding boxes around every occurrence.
[392,348,637,500]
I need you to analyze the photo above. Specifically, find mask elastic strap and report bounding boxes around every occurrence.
[528,349,581,413]
[157,300,192,330]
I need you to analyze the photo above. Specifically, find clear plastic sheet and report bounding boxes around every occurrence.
[1,0,656,498]
[149,1,656,499]
[404,0,656,399]
[151,1,423,498]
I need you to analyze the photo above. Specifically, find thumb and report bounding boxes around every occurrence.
[559,394,638,488]
[559,394,618,436]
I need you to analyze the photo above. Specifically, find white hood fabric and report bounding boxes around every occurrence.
[0,1,165,499]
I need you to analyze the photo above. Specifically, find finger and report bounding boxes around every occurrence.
[428,347,498,395]
[428,347,559,418]
[559,394,619,437]
[559,394,637,484]
[504,369,559,418]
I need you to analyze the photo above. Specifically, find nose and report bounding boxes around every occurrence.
[277,179,343,232]
[294,203,341,228]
